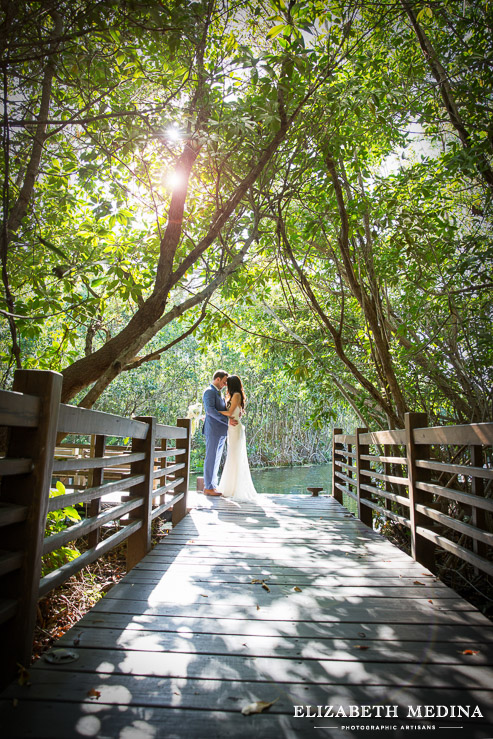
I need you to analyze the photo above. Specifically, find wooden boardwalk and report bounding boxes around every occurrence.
[1,494,493,738]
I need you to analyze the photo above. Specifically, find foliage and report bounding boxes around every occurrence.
[1,0,491,435]
[41,482,81,577]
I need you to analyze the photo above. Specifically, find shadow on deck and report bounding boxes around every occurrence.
[1,493,492,738]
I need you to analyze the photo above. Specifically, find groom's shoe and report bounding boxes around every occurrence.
[203,488,222,496]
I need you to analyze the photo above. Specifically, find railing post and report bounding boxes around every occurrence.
[172,418,191,526]
[356,427,371,527]
[384,444,393,513]
[159,437,168,506]
[332,428,343,503]
[1,369,62,681]
[126,416,156,572]
[405,411,435,571]
[470,444,486,568]
[87,434,106,548]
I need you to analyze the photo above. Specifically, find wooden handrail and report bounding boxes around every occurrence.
[332,413,493,578]
[0,369,192,689]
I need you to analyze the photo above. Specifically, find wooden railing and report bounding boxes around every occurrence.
[0,369,191,687]
[332,413,493,577]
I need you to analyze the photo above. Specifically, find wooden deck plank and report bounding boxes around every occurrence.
[54,626,493,665]
[2,700,492,739]
[77,611,493,642]
[5,645,493,688]
[1,493,492,738]
[3,671,493,720]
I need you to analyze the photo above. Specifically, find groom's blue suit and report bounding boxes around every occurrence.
[202,384,229,490]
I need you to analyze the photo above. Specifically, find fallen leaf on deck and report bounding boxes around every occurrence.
[256,605,260,610]
[354,645,370,650]
[87,689,101,699]
[251,579,262,584]
[413,581,425,585]
[262,583,270,592]
[428,599,433,603]
[241,698,279,715]
[200,594,208,597]
[293,586,302,592]
[461,649,480,655]
[17,664,30,686]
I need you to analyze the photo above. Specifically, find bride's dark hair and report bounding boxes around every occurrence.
[226,374,246,409]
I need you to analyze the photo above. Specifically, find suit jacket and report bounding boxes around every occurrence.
[202,384,229,438]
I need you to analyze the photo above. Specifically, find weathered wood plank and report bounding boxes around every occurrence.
[54,626,493,665]
[90,596,489,626]
[413,422,493,446]
[4,670,493,722]
[52,451,145,472]
[102,580,463,602]
[0,388,40,427]
[0,458,32,476]
[57,403,148,438]
[10,646,493,689]
[2,700,490,739]
[77,610,493,643]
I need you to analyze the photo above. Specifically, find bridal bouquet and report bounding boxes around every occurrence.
[186,402,204,434]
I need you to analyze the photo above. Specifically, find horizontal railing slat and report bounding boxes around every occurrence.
[52,452,145,473]
[360,497,411,528]
[152,462,185,480]
[0,458,32,476]
[155,424,188,440]
[152,476,184,500]
[416,526,493,578]
[0,551,23,577]
[415,459,493,480]
[360,454,407,465]
[153,448,185,461]
[151,492,185,521]
[334,471,357,487]
[48,475,146,512]
[359,483,410,508]
[43,497,144,555]
[359,429,406,445]
[0,389,40,428]
[334,434,356,444]
[0,502,28,528]
[338,460,357,473]
[416,481,493,513]
[415,503,493,548]
[0,599,17,626]
[57,404,148,438]
[38,520,142,598]
[413,422,493,446]
[360,468,409,486]
[334,482,357,501]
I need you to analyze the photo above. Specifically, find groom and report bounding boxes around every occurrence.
[202,370,237,496]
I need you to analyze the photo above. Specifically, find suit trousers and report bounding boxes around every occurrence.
[204,431,227,490]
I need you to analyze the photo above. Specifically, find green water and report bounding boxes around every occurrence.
[190,463,333,496]
[189,462,359,515]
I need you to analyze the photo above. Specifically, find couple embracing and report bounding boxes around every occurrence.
[202,370,258,502]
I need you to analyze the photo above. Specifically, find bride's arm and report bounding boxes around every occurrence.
[219,392,241,416]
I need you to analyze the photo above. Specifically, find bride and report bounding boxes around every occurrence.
[217,375,258,502]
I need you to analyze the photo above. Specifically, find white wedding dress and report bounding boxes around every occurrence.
[219,405,258,502]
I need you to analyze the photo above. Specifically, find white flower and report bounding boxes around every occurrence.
[186,403,204,433]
